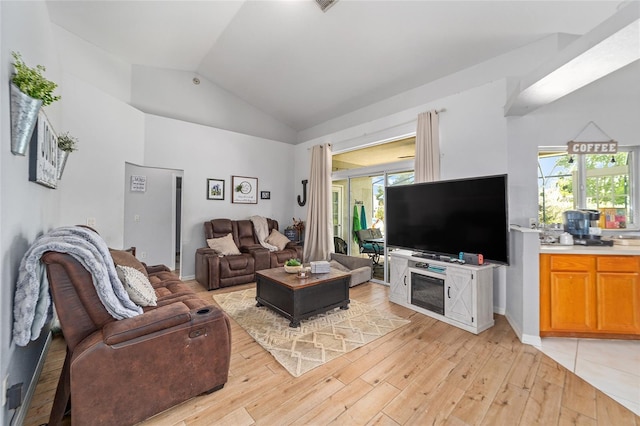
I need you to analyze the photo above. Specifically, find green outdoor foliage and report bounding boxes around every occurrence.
[57,132,78,152]
[11,51,61,106]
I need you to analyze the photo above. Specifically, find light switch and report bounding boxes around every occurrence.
[134,215,140,222]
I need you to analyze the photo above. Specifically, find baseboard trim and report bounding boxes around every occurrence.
[11,332,53,426]
[505,312,523,341]
[505,312,542,348]
[522,334,542,348]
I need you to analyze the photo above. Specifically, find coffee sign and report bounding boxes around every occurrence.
[567,141,617,154]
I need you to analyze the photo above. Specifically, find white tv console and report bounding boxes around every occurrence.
[389,250,495,334]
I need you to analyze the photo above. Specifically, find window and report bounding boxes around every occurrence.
[538,147,638,229]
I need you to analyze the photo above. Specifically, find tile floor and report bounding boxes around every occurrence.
[539,337,640,416]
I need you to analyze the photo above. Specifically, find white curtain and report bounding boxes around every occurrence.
[414,110,440,183]
[303,144,333,262]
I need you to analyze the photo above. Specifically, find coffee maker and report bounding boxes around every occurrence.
[583,209,602,237]
[563,209,613,245]
[563,210,590,239]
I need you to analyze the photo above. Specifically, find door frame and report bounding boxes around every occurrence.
[332,160,414,284]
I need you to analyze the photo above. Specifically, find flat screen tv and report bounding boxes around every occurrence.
[386,174,509,265]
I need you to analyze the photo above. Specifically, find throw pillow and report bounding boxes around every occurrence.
[206,233,241,256]
[116,265,157,307]
[329,260,351,273]
[110,249,148,278]
[265,229,291,251]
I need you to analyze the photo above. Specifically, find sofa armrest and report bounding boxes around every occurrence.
[240,245,270,271]
[239,244,260,252]
[196,247,217,257]
[286,244,304,263]
[196,249,221,289]
[330,253,372,270]
[143,263,171,274]
[103,303,192,345]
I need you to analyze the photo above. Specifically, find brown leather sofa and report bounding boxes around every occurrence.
[42,250,232,426]
[195,218,303,290]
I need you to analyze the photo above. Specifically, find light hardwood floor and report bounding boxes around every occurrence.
[24,280,639,426]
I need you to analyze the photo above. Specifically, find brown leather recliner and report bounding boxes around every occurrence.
[195,218,303,290]
[236,218,303,268]
[42,251,231,426]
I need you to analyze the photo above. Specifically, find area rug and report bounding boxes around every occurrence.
[213,288,410,377]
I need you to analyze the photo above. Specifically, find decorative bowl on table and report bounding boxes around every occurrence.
[284,265,302,273]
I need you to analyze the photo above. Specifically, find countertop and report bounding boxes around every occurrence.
[539,244,640,255]
[509,225,640,255]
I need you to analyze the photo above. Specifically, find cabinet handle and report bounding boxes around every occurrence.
[447,286,451,298]
[403,276,407,286]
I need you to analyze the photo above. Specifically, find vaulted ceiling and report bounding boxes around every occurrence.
[46,1,627,133]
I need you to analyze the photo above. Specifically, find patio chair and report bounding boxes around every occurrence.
[355,229,384,265]
[334,236,348,254]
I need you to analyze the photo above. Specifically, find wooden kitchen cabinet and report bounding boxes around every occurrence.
[596,257,640,333]
[540,254,640,338]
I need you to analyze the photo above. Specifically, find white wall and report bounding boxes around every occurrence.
[1,2,63,425]
[57,73,145,248]
[506,227,542,345]
[143,114,295,278]
[52,24,132,104]
[298,33,569,143]
[131,65,298,144]
[1,6,147,423]
[506,60,640,227]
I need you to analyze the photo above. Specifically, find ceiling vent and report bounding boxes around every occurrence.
[315,0,338,13]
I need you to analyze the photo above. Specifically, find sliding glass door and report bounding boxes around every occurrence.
[349,174,385,279]
[331,136,416,284]
[331,170,413,284]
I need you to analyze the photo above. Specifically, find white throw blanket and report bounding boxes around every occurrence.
[250,215,278,252]
[13,226,142,346]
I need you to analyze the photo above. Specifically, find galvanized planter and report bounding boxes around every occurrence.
[10,83,42,156]
[56,149,69,180]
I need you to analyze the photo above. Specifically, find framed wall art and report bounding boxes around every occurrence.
[207,178,225,200]
[29,110,58,189]
[231,175,258,204]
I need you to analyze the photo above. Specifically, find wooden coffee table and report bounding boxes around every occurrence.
[255,267,350,327]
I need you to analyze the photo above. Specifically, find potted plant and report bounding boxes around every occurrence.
[284,258,302,273]
[10,51,61,155]
[56,132,78,180]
